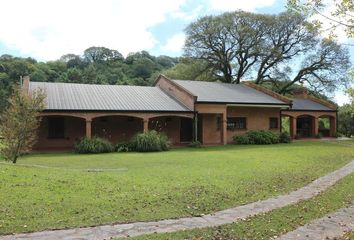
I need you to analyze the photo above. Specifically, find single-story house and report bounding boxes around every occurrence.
[21,75,337,150]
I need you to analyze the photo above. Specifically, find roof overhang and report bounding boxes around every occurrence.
[197,101,290,109]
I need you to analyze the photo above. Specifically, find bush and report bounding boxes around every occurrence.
[188,141,202,148]
[233,130,280,145]
[233,135,251,144]
[115,142,132,152]
[279,132,291,143]
[130,130,170,152]
[316,132,323,139]
[75,137,114,154]
[333,132,343,138]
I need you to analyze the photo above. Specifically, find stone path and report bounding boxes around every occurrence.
[276,204,354,240]
[1,160,354,240]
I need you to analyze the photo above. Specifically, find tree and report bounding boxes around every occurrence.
[164,58,215,81]
[84,47,123,63]
[185,11,270,83]
[184,10,351,94]
[287,0,354,37]
[338,104,354,137]
[0,87,45,163]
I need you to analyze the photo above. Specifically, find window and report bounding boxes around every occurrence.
[269,117,278,129]
[48,117,65,139]
[227,117,247,130]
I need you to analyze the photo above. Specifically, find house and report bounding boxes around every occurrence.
[22,75,337,150]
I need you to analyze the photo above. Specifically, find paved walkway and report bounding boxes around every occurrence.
[1,160,354,240]
[276,204,354,240]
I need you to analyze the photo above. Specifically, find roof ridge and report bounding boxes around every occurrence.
[30,81,157,88]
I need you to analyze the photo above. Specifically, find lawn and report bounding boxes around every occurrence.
[0,141,354,235]
[132,172,354,240]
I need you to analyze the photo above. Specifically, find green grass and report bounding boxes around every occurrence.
[0,141,354,235]
[132,172,354,240]
[340,231,354,240]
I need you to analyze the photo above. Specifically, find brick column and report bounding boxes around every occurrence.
[313,117,319,137]
[143,118,149,133]
[290,117,297,138]
[222,113,227,145]
[85,119,92,139]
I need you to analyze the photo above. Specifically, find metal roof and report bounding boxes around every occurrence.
[30,82,192,112]
[291,98,334,111]
[172,80,287,105]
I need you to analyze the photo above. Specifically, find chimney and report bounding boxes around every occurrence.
[22,76,30,94]
[292,87,308,99]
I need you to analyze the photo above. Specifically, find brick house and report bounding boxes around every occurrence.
[22,75,337,150]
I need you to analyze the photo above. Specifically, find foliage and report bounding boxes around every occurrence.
[184,10,351,95]
[130,130,170,152]
[188,141,202,148]
[233,130,280,145]
[164,58,215,81]
[279,132,292,143]
[287,0,354,37]
[0,141,353,234]
[0,49,178,113]
[338,104,354,137]
[115,142,132,152]
[74,137,114,154]
[233,135,251,145]
[0,88,45,163]
[333,132,343,138]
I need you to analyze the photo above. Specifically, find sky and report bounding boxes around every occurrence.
[0,0,353,105]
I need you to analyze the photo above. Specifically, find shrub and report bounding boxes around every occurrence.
[130,130,170,152]
[233,135,251,144]
[75,137,114,154]
[233,130,281,145]
[115,142,131,152]
[316,132,323,139]
[188,141,202,148]
[333,132,342,138]
[279,132,291,143]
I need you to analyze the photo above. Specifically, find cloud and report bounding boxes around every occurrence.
[171,5,204,22]
[334,92,350,106]
[0,0,186,60]
[161,33,186,53]
[208,0,276,12]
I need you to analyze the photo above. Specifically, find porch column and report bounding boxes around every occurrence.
[193,113,198,142]
[330,117,337,137]
[143,118,149,133]
[290,117,297,138]
[313,117,319,137]
[85,119,92,139]
[222,113,227,145]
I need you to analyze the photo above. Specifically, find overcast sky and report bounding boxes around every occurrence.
[0,0,352,105]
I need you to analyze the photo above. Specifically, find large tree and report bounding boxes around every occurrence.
[0,87,45,163]
[184,10,351,94]
[287,0,354,37]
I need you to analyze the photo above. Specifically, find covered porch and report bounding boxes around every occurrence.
[281,111,337,138]
[34,111,194,150]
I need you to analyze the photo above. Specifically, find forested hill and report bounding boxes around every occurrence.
[0,47,179,112]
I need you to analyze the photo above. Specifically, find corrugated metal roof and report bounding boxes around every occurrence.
[291,98,334,111]
[172,80,287,105]
[30,82,192,112]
